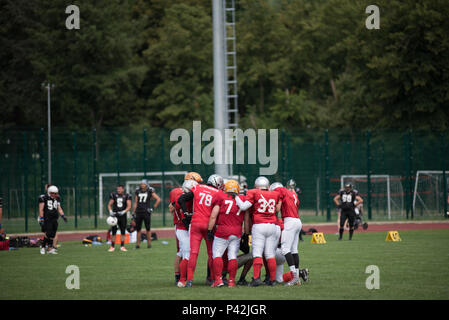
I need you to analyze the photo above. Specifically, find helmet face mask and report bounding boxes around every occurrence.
[47,185,59,198]
[207,174,224,190]
[286,179,296,190]
[254,176,270,190]
[344,183,353,192]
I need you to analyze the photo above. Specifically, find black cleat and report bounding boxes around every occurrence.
[249,277,264,287]
[135,245,140,249]
[185,280,193,288]
[263,275,270,285]
[205,277,213,286]
[237,279,248,286]
[266,280,277,286]
[299,268,309,282]
[338,237,342,241]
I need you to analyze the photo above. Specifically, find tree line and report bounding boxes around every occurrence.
[1,0,448,132]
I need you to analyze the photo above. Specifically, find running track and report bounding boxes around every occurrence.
[10,221,449,242]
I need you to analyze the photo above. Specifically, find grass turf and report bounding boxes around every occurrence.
[0,229,448,300]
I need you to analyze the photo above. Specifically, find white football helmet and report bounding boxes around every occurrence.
[207,174,224,190]
[269,182,283,191]
[106,216,118,226]
[254,176,270,190]
[182,179,198,193]
[47,185,59,196]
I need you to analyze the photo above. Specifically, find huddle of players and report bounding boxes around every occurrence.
[107,180,161,251]
[169,172,309,288]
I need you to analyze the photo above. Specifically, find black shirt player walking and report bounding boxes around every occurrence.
[38,185,67,254]
[333,183,363,240]
[108,185,132,252]
[132,180,161,249]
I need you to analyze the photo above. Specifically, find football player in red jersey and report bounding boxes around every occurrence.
[207,179,247,288]
[178,174,225,287]
[169,172,202,286]
[234,176,281,286]
[270,181,309,285]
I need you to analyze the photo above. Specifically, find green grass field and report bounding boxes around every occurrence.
[1,229,448,300]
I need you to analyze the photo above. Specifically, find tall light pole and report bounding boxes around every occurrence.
[212,0,228,178]
[42,82,54,185]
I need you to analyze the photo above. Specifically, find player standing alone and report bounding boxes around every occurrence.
[333,183,363,240]
[38,185,67,254]
[234,176,281,286]
[132,179,161,249]
[107,185,132,252]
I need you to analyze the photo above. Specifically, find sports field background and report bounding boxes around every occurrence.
[1,229,448,300]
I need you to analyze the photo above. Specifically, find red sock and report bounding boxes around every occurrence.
[179,259,188,282]
[253,257,263,279]
[187,253,198,281]
[267,258,277,281]
[228,259,238,282]
[213,257,223,281]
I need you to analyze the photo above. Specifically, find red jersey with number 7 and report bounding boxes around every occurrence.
[245,189,279,225]
[214,193,246,239]
[191,184,223,225]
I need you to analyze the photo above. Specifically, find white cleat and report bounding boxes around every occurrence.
[120,246,127,252]
[108,246,115,252]
[47,248,58,255]
[40,247,46,255]
[285,273,301,286]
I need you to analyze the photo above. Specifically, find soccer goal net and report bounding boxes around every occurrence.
[341,175,405,219]
[413,171,449,217]
[99,171,187,218]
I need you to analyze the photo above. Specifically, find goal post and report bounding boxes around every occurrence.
[413,171,449,217]
[341,175,405,220]
[99,171,187,219]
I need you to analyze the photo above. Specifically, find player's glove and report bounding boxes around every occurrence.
[39,217,45,226]
[62,215,68,223]
[240,233,250,254]
[109,210,116,217]
[147,208,153,214]
[118,210,127,216]
[206,230,214,241]
[182,215,192,229]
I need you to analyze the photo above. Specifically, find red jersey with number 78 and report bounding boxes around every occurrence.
[214,193,246,239]
[191,184,223,225]
[245,189,279,225]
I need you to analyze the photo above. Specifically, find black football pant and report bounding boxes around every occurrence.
[340,210,355,228]
[111,214,127,235]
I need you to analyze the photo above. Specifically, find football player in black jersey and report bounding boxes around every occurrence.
[107,185,132,252]
[132,179,161,249]
[38,185,67,254]
[333,183,363,240]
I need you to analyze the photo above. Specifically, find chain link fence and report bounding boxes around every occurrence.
[1,128,447,233]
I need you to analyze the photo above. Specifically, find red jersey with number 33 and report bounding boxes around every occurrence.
[191,184,223,225]
[214,193,246,239]
[245,189,279,225]
[170,188,192,231]
[276,187,300,219]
